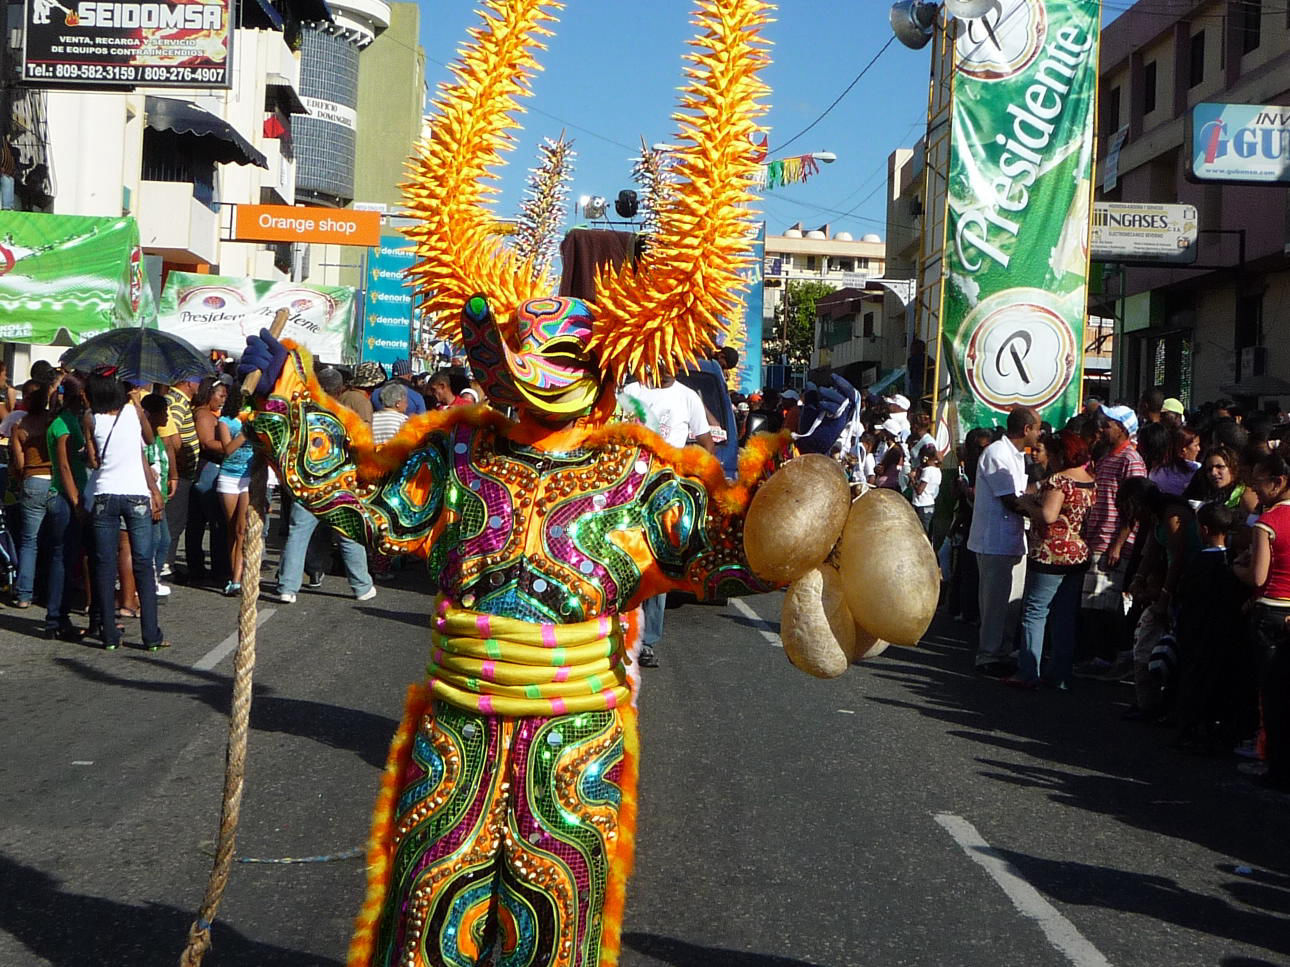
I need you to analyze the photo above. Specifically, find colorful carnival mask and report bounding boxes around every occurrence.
[461,294,600,418]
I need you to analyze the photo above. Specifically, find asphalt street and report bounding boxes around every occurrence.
[1,539,1288,967]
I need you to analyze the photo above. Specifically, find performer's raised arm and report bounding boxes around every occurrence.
[240,330,453,560]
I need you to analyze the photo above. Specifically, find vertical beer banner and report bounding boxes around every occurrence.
[941,0,1100,430]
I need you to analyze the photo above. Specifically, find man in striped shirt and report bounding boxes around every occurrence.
[1079,405,1146,673]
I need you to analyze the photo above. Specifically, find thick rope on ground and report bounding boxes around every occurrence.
[178,462,267,967]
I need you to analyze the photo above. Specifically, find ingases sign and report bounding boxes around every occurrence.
[23,0,233,88]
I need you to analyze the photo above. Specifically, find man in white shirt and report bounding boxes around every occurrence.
[621,370,715,452]
[619,369,714,667]
[967,407,1041,674]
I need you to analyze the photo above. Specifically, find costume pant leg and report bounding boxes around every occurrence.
[349,692,638,967]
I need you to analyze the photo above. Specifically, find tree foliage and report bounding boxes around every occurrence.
[769,279,835,369]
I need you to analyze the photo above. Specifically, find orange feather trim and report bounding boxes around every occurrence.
[599,704,640,967]
[346,682,430,967]
[281,343,789,506]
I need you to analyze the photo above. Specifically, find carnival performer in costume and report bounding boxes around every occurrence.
[238,1,933,964]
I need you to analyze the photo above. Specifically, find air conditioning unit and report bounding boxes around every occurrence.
[1241,345,1267,379]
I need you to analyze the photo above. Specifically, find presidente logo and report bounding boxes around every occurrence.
[962,288,1077,411]
[955,0,1047,82]
[953,10,1096,274]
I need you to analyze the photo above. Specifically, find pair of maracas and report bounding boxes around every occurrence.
[743,454,940,678]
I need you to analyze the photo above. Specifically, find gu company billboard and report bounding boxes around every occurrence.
[1189,103,1290,184]
[940,0,1099,430]
[23,0,232,88]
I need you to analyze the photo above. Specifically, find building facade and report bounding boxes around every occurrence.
[762,223,888,385]
[1096,1,1290,411]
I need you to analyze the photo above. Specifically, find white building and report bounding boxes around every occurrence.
[761,222,889,385]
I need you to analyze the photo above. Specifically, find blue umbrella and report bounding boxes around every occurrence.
[61,327,216,385]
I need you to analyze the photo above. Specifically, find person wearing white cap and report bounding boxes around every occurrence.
[968,407,1042,675]
[1077,404,1147,679]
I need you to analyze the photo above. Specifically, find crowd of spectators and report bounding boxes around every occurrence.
[0,354,483,641]
[936,390,1290,795]
[732,373,1290,796]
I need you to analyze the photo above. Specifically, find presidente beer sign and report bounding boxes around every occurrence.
[1189,103,1290,184]
[23,0,232,88]
[940,0,1099,428]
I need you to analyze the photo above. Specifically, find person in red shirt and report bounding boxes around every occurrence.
[1236,452,1290,791]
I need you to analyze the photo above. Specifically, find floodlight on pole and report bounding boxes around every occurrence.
[889,1,938,50]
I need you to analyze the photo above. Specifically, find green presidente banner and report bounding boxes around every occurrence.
[941,0,1100,430]
[159,273,359,363]
[0,212,154,344]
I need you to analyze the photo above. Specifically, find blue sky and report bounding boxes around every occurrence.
[415,1,934,243]
[414,2,1127,243]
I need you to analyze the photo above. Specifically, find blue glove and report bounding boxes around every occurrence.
[238,328,289,397]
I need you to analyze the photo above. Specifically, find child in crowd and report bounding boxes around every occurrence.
[142,393,173,598]
[911,443,941,538]
[1173,503,1254,752]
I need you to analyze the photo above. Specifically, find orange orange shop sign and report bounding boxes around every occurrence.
[231,204,381,247]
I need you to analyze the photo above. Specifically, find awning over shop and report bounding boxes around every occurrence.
[0,212,155,345]
[283,0,334,23]
[266,78,309,116]
[144,96,268,169]
[240,0,284,30]
[239,0,333,28]
[1221,375,1290,398]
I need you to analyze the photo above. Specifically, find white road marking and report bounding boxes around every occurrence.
[837,709,856,715]
[730,597,782,648]
[934,812,1113,967]
[193,609,277,671]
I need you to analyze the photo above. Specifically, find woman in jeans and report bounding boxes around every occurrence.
[1236,452,1290,791]
[10,381,53,608]
[44,373,90,640]
[1009,430,1096,690]
[84,374,166,651]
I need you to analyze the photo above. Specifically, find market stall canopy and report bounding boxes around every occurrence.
[144,96,268,169]
[0,212,155,345]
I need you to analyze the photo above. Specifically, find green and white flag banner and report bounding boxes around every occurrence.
[941,0,1100,430]
[0,212,154,344]
[158,273,359,363]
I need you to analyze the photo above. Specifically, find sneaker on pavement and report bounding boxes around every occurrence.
[304,573,324,589]
[639,645,659,668]
[155,583,172,597]
[270,590,297,604]
[355,587,376,602]
[159,563,173,578]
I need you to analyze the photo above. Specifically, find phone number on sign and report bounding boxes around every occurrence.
[25,63,226,83]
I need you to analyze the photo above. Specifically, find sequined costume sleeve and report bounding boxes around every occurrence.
[250,347,450,559]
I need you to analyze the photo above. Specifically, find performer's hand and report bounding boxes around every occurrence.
[238,328,289,397]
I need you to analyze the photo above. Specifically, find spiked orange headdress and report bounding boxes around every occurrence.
[402,0,772,411]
